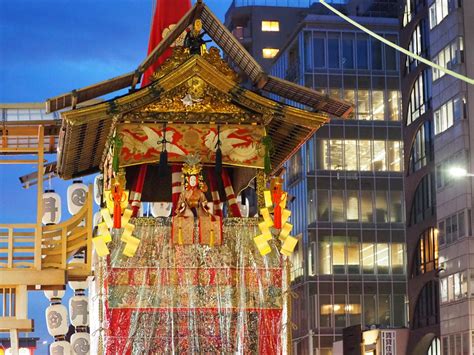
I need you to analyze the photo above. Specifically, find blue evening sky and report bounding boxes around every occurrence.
[0,0,231,350]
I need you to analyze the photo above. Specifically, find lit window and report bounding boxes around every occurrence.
[429,0,459,29]
[376,243,389,274]
[319,237,332,274]
[261,20,280,32]
[319,139,402,172]
[388,90,400,121]
[372,90,385,120]
[362,243,375,274]
[432,38,464,81]
[391,243,405,273]
[403,0,412,26]
[409,121,432,173]
[407,70,431,125]
[262,48,279,59]
[332,238,346,273]
[434,96,465,135]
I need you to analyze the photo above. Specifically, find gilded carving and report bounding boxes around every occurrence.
[141,77,245,115]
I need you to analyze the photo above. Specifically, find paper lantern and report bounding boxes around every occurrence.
[71,333,90,355]
[45,304,69,336]
[68,281,88,291]
[67,180,88,215]
[44,290,65,301]
[69,295,89,327]
[50,341,71,355]
[150,202,172,217]
[42,190,61,225]
[237,195,249,218]
[93,175,103,206]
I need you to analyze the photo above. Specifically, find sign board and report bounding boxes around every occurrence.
[381,331,396,355]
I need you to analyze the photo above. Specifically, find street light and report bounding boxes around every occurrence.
[448,167,474,178]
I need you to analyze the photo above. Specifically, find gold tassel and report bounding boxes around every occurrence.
[210,229,215,247]
[178,226,183,245]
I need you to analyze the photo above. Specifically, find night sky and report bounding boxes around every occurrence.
[0,0,231,351]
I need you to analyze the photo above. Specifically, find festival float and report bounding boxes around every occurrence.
[0,0,352,353]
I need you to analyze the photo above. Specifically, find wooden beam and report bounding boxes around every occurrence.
[0,270,65,286]
[0,319,33,332]
[45,71,137,113]
[0,148,38,153]
[19,162,57,189]
[0,160,42,165]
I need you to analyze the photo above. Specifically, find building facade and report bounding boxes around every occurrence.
[427,0,474,353]
[400,0,441,353]
[267,3,407,354]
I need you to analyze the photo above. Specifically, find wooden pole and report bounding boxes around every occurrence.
[86,185,93,273]
[35,126,44,270]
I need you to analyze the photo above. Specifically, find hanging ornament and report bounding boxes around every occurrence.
[50,341,71,355]
[68,291,89,327]
[150,202,173,217]
[237,195,249,218]
[44,290,69,352]
[93,175,104,206]
[69,277,90,355]
[67,180,88,215]
[71,333,91,355]
[111,135,123,174]
[42,189,61,225]
[158,122,169,177]
[261,134,274,174]
[253,177,298,256]
[93,169,140,258]
[215,125,222,176]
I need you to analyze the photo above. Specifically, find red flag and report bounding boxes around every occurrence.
[142,0,192,86]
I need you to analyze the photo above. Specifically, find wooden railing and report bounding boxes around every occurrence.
[0,224,38,269]
[0,186,93,280]
[0,287,16,318]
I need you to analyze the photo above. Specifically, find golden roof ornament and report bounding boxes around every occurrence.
[182,154,203,176]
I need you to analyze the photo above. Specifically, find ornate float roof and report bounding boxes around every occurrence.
[54,1,353,180]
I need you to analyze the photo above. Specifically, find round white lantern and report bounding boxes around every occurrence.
[237,195,249,218]
[45,304,69,336]
[67,181,88,215]
[50,341,71,355]
[93,175,104,206]
[150,202,172,217]
[68,281,88,291]
[69,295,89,327]
[71,332,91,355]
[49,340,71,355]
[42,190,61,225]
[44,290,66,301]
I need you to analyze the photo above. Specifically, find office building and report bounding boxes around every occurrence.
[267,1,404,353]
[427,0,474,353]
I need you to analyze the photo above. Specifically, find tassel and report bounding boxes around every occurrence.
[215,126,222,176]
[262,135,273,174]
[178,226,183,245]
[210,228,215,247]
[215,147,222,175]
[158,122,169,177]
[112,135,123,174]
[158,149,169,177]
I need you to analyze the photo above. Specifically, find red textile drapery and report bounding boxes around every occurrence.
[129,0,192,215]
[142,0,192,87]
